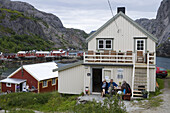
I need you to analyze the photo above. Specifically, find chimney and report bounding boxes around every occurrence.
[117,7,125,14]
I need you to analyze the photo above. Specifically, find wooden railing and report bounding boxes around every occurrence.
[83,51,155,65]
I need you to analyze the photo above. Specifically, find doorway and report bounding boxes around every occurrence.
[92,68,102,92]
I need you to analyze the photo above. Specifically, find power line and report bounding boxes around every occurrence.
[107,0,119,32]
[107,0,114,17]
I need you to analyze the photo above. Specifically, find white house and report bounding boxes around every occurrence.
[54,8,158,97]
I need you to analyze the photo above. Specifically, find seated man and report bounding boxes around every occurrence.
[108,79,118,95]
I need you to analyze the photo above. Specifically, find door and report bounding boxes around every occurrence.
[136,39,145,62]
[92,68,102,92]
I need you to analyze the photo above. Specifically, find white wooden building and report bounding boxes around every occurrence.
[54,8,158,97]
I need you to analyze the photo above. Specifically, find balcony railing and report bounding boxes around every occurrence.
[83,51,155,65]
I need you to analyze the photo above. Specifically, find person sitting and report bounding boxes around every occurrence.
[121,81,131,94]
[121,81,132,100]
[108,79,118,95]
[101,79,108,97]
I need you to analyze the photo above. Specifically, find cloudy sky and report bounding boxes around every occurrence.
[12,0,162,33]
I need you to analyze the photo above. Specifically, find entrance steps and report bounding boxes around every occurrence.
[132,67,147,98]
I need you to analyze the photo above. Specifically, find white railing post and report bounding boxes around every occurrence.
[154,52,156,65]
[83,52,85,63]
[147,52,150,97]
[132,52,135,98]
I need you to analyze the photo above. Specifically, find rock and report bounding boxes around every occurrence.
[135,0,170,57]
[0,0,87,50]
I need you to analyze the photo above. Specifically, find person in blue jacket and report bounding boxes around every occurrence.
[108,79,118,95]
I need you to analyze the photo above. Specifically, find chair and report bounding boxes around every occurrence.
[110,50,116,63]
[101,50,110,62]
[118,52,124,63]
[125,51,133,63]
[137,51,144,63]
[87,51,94,62]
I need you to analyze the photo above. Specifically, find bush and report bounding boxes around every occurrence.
[0,92,127,112]
[73,95,126,113]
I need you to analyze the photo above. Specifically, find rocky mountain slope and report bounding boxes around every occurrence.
[0,0,88,52]
[136,0,170,57]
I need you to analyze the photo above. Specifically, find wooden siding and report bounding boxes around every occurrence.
[39,78,58,93]
[149,68,156,91]
[88,16,155,52]
[10,69,38,90]
[1,83,15,92]
[58,65,85,94]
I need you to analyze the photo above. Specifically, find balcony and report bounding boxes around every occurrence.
[83,51,155,65]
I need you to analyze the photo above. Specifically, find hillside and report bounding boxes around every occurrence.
[136,0,170,57]
[0,0,88,52]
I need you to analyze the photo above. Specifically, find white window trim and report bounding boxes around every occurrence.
[52,78,56,85]
[136,39,145,52]
[98,39,112,50]
[43,80,47,88]
[6,83,11,87]
[105,39,112,50]
[102,69,113,82]
[98,39,104,49]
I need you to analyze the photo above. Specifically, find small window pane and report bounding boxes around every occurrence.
[43,81,47,87]
[106,45,111,48]
[99,45,103,48]
[99,40,103,44]
[98,40,104,49]
[52,78,56,85]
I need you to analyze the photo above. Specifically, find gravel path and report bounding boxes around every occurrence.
[130,77,170,113]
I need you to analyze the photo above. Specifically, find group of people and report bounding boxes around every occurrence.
[16,84,29,92]
[101,79,131,97]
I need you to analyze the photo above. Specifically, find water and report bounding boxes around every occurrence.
[0,57,170,79]
[156,57,170,69]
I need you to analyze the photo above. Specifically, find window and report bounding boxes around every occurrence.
[43,80,47,87]
[98,40,104,49]
[52,78,56,85]
[98,39,112,50]
[117,68,123,79]
[137,40,144,50]
[6,83,11,87]
[104,70,111,82]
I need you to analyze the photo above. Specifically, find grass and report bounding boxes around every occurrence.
[167,70,170,77]
[0,92,126,113]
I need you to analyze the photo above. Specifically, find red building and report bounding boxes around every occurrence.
[0,62,58,93]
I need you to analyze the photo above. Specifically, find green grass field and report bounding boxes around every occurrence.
[0,92,126,113]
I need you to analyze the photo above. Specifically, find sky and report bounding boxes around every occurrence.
[12,0,162,33]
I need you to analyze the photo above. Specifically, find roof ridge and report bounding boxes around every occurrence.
[86,12,158,43]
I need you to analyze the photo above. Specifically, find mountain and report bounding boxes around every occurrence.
[135,0,170,57]
[0,0,88,52]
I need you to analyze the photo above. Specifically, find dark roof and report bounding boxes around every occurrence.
[53,61,83,72]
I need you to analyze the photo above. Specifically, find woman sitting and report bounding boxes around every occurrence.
[101,79,108,97]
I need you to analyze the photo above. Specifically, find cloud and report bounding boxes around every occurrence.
[11,0,162,33]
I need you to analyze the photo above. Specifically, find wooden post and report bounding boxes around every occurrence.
[147,52,150,98]
[132,52,135,98]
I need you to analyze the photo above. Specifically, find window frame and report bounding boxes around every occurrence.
[136,39,145,51]
[97,39,113,50]
[6,83,11,87]
[105,39,112,50]
[43,80,47,87]
[52,78,56,85]
[98,39,104,49]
